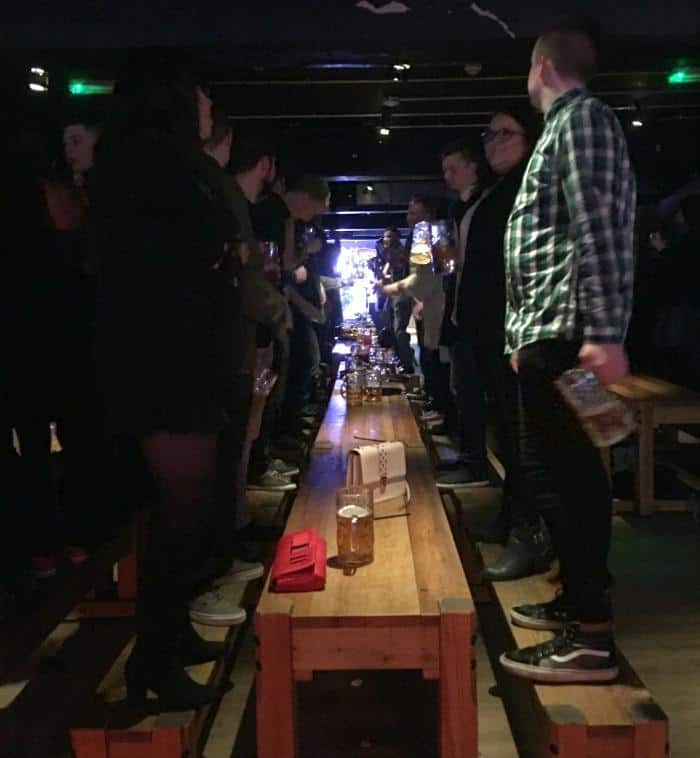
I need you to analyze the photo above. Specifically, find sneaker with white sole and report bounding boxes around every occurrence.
[269,458,300,477]
[189,589,247,627]
[510,592,574,631]
[213,559,265,586]
[247,469,297,491]
[500,623,618,684]
[435,466,489,490]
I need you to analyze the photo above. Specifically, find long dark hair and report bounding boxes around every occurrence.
[100,55,202,159]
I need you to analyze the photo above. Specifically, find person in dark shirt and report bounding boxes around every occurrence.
[94,64,239,710]
[437,109,555,583]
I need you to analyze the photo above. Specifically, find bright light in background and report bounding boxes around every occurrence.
[335,240,377,318]
[632,119,643,127]
[378,127,391,136]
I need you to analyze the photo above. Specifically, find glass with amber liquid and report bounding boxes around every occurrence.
[343,369,364,407]
[364,367,382,403]
[430,220,458,275]
[336,486,374,568]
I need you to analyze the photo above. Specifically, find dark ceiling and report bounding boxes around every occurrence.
[6,0,700,236]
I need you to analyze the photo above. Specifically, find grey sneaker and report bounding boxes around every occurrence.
[189,589,247,627]
[436,466,489,490]
[269,458,300,477]
[213,559,265,586]
[247,469,297,491]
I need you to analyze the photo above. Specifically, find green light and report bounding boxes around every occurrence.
[68,79,113,96]
[668,68,700,85]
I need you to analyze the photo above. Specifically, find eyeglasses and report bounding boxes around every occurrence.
[482,128,525,144]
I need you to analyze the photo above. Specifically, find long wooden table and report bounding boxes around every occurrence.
[254,383,477,758]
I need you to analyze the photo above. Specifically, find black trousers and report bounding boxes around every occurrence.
[279,316,320,435]
[250,331,290,477]
[389,298,414,373]
[517,339,612,622]
[451,339,537,524]
[210,373,254,575]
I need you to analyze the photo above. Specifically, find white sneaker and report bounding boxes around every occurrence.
[189,589,246,627]
[269,458,300,477]
[247,469,297,491]
[213,559,265,586]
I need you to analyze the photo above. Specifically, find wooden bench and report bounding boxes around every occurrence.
[608,375,700,515]
[415,403,670,757]
[255,382,477,758]
[478,543,669,758]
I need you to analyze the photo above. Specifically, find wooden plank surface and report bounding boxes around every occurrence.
[259,386,470,622]
[314,381,423,451]
[610,375,700,406]
[480,543,665,728]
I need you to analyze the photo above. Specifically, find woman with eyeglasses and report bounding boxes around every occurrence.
[442,108,557,581]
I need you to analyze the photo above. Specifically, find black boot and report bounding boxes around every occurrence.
[482,520,553,582]
[124,646,230,710]
[469,498,512,545]
[178,623,227,666]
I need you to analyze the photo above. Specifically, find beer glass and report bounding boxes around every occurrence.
[430,221,458,275]
[364,367,382,403]
[336,486,374,568]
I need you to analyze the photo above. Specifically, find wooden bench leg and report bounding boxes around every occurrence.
[545,705,588,758]
[636,406,655,516]
[255,602,296,758]
[438,597,477,758]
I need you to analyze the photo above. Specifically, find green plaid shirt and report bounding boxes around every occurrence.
[504,88,636,354]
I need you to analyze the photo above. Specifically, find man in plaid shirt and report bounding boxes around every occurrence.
[499,27,635,684]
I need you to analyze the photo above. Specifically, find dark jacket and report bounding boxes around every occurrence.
[455,163,527,347]
[93,134,239,434]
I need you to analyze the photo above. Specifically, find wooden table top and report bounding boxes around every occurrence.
[610,374,700,406]
[257,384,471,623]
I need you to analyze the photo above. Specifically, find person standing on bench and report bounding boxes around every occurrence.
[500,26,635,683]
[94,62,239,709]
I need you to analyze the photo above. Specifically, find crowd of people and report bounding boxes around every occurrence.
[2,62,340,707]
[363,26,698,685]
[1,22,699,707]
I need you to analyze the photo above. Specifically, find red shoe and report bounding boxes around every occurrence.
[31,556,57,579]
[65,546,89,565]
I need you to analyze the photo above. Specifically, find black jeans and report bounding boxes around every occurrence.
[250,331,290,477]
[279,316,319,435]
[211,373,254,575]
[517,339,612,622]
[390,297,414,373]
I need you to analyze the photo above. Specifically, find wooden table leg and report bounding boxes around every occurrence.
[438,597,477,758]
[545,705,588,758]
[636,405,655,516]
[255,602,296,758]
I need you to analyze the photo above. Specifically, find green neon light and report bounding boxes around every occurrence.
[668,68,700,85]
[68,79,113,96]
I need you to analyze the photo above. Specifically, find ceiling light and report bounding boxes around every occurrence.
[28,66,49,93]
[366,185,375,192]
[632,119,643,128]
[378,127,391,137]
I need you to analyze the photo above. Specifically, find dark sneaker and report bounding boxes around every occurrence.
[428,422,449,436]
[436,466,489,490]
[510,593,573,631]
[247,469,297,492]
[500,624,618,683]
[269,458,300,477]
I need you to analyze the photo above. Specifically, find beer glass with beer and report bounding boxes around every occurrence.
[336,486,374,568]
